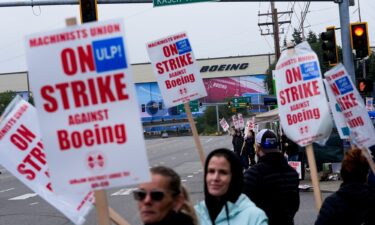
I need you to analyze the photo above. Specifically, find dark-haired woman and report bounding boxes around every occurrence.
[195,148,268,225]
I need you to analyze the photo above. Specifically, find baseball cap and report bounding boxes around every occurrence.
[256,129,278,149]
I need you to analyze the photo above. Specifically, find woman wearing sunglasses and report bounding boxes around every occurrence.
[195,148,268,225]
[133,166,197,225]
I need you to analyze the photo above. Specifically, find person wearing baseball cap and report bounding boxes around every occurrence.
[243,129,300,225]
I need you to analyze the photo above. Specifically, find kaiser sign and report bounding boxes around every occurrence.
[275,42,332,146]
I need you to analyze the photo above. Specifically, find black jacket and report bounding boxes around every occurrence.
[243,152,300,225]
[145,211,195,225]
[315,183,375,225]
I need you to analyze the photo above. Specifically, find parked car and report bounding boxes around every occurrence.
[161,132,169,138]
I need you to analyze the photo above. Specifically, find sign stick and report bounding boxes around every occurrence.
[184,102,205,166]
[94,190,111,225]
[361,147,375,174]
[305,144,322,211]
[109,207,131,225]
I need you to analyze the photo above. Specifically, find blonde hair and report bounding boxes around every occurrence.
[180,185,199,225]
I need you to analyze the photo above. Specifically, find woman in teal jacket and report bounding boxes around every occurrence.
[195,148,268,225]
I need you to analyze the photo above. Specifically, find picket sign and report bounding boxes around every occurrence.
[0,96,93,225]
[237,113,245,129]
[64,17,131,225]
[324,64,375,174]
[25,18,152,225]
[219,118,230,132]
[232,115,239,129]
[147,32,208,167]
[323,79,350,139]
[274,42,334,210]
[244,116,255,137]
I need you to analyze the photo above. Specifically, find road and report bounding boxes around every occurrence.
[0,135,330,225]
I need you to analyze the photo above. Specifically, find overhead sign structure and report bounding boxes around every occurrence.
[231,97,250,108]
[275,42,332,146]
[177,100,199,112]
[25,19,150,193]
[147,32,207,108]
[323,79,350,139]
[324,63,375,151]
[0,97,93,225]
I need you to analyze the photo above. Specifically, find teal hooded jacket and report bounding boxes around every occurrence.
[195,194,268,225]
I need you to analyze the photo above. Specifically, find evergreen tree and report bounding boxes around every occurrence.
[307,30,318,43]
[292,29,303,44]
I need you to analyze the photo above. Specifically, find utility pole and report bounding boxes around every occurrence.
[338,0,356,83]
[271,2,280,59]
[258,2,292,61]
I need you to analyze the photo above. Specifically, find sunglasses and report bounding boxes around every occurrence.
[133,189,166,202]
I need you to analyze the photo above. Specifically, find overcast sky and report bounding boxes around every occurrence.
[0,0,373,74]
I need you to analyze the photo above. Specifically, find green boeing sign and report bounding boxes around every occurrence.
[153,0,212,7]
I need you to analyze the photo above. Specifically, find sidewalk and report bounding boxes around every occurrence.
[299,169,342,193]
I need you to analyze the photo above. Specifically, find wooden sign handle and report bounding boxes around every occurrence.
[94,190,111,225]
[109,207,131,225]
[305,144,322,211]
[361,147,375,174]
[184,102,205,167]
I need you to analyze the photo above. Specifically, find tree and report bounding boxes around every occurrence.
[292,29,303,45]
[0,91,17,115]
[306,30,318,43]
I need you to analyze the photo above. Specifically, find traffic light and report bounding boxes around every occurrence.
[350,22,370,59]
[321,26,338,66]
[227,101,231,108]
[79,0,98,23]
[199,102,203,107]
[141,104,146,112]
[158,102,163,110]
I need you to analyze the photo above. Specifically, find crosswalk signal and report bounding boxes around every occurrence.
[321,26,338,66]
[350,22,370,59]
[80,0,98,23]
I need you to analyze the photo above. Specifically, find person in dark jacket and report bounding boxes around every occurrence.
[133,166,197,225]
[243,129,300,225]
[315,148,375,225]
[281,133,299,161]
[232,129,244,157]
[244,130,256,166]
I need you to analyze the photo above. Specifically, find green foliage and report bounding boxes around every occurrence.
[0,91,17,115]
[292,29,303,45]
[306,30,318,43]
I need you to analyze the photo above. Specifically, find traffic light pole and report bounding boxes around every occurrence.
[338,0,356,83]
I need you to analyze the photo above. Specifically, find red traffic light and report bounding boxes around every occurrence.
[353,26,364,37]
[350,22,370,59]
